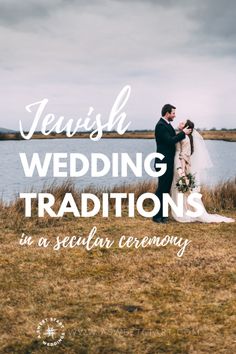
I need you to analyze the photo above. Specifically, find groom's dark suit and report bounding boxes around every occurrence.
[153,118,185,219]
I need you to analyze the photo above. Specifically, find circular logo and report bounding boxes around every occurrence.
[36,318,65,346]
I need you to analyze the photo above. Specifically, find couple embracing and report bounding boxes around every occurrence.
[153,104,234,224]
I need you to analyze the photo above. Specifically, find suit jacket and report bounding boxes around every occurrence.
[154,118,185,167]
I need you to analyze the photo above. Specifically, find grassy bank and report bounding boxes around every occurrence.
[0,180,235,353]
[0,130,236,142]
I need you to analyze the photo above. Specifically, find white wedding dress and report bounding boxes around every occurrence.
[170,130,234,223]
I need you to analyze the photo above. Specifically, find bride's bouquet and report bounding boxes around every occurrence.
[176,173,196,193]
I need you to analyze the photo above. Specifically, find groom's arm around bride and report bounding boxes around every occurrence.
[153,104,191,223]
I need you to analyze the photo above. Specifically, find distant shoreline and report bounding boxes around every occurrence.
[0,130,236,142]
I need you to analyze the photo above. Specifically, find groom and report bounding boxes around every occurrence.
[153,104,191,223]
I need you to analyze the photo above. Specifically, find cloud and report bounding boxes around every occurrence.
[191,0,236,38]
[0,0,56,25]
[0,0,235,129]
[0,0,103,27]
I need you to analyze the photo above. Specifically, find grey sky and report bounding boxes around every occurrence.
[0,0,235,130]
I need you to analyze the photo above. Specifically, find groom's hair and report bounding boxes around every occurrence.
[161,104,176,117]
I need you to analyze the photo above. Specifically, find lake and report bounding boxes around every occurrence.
[0,139,235,202]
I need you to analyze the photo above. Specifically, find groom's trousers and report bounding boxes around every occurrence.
[154,159,174,219]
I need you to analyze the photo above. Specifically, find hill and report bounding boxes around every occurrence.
[0,127,16,133]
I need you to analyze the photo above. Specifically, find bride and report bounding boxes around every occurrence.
[170,120,234,223]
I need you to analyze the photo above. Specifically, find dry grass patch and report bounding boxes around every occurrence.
[0,180,235,353]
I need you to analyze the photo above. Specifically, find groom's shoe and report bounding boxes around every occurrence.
[152,217,163,223]
[162,217,169,224]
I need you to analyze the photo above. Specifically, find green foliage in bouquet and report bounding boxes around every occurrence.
[176,173,197,193]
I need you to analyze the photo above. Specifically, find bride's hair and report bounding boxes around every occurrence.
[184,119,194,155]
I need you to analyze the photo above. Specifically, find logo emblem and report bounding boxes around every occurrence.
[36,318,65,346]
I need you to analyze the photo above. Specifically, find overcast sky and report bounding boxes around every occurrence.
[0,0,235,130]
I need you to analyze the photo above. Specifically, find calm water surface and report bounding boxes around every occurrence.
[0,138,235,202]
